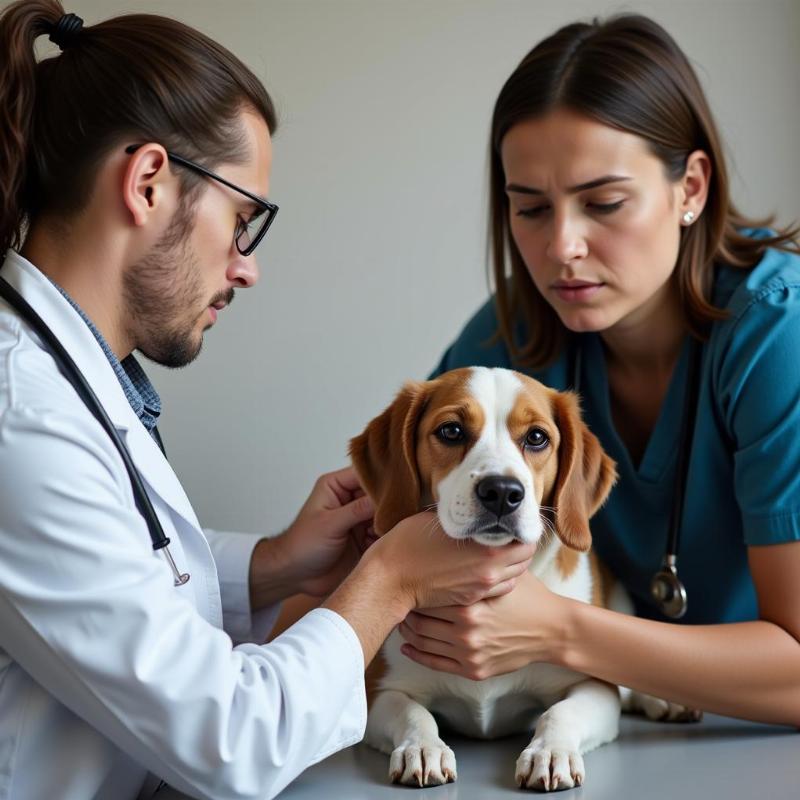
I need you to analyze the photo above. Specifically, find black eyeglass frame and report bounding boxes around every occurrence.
[125,144,278,256]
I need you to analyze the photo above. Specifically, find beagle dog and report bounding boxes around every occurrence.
[350,366,699,792]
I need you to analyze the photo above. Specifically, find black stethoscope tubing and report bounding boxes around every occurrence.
[570,336,702,619]
[0,275,189,587]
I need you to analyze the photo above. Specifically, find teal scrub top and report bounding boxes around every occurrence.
[432,233,800,624]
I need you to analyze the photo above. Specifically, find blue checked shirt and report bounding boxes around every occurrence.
[52,282,162,436]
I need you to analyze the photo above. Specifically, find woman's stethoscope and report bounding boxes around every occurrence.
[570,336,702,619]
[0,275,190,587]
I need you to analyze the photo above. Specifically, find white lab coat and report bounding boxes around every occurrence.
[0,251,366,800]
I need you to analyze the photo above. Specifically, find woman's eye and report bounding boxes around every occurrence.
[436,422,465,444]
[515,206,549,218]
[588,200,625,214]
[524,428,549,451]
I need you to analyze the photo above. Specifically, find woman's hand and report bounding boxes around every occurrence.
[398,570,570,680]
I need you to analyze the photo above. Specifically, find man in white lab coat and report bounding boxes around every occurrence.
[0,4,535,799]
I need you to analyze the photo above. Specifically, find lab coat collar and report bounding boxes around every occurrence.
[0,251,201,531]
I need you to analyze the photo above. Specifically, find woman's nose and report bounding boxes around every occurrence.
[546,212,589,264]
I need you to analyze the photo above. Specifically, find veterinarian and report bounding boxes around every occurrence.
[400,14,800,727]
[0,2,537,798]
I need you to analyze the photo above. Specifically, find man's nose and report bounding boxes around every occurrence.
[227,252,259,288]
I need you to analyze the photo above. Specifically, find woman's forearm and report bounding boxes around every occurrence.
[555,600,800,727]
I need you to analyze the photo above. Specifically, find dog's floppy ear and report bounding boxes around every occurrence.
[349,381,431,535]
[549,391,617,552]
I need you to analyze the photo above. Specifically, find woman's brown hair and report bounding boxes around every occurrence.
[489,14,800,369]
[0,0,276,256]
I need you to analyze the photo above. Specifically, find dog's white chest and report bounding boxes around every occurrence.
[429,687,545,739]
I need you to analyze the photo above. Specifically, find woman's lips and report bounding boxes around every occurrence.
[551,281,604,303]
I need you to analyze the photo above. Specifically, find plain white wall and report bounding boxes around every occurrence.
[21,0,800,533]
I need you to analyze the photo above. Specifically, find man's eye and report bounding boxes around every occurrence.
[435,423,465,444]
[524,428,549,451]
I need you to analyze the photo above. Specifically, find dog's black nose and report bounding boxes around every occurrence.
[475,475,525,517]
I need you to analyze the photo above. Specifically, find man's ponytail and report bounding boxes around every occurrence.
[0,0,276,258]
[0,0,63,255]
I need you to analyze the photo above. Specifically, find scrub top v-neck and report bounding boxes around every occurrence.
[431,233,800,624]
[577,332,692,485]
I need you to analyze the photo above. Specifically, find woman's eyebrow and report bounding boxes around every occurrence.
[505,175,633,195]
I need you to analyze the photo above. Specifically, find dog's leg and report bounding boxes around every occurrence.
[366,689,456,787]
[619,686,703,722]
[515,678,620,792]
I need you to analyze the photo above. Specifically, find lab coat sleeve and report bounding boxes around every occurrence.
[203,528,281,644]
[0,405,367,800]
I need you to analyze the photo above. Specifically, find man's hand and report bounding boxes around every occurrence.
[374,514,537,612]
[323,512,537,665]
[249,466,374,609]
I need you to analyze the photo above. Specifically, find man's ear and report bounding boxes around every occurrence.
[349,381,432,535]
[549,391,617,552]
[121,144,174,227]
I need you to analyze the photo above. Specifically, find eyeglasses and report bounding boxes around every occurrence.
[125,144,278,256]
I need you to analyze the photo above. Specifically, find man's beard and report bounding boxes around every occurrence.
[123,201,211,369]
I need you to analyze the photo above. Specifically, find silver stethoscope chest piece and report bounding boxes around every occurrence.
[650,556,688,619]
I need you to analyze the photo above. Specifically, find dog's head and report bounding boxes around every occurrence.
[349,366,616,551]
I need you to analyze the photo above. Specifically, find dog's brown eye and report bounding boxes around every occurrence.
[524,428,549,451]
[436,422,465,444]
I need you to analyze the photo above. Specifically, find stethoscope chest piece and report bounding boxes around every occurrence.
[650,557,688,619]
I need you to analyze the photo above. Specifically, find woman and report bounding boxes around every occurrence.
[399,14,800,727]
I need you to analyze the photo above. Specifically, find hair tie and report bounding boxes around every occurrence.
[49,12,84,50]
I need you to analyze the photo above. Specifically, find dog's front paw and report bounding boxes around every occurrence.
[515,741,584,792]
[388,739,457,787]
[624,690,703,723]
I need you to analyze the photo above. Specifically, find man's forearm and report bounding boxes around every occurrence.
[558,600,800,727]
[323,556,411,665]
[248,534,300,610]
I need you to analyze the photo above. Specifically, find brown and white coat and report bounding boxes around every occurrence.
[351,366,697,791]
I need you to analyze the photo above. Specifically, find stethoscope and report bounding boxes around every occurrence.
[0,275,190,587]
[570,336,702,619]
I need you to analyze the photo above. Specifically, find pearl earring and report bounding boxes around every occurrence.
[682,210,696,225]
